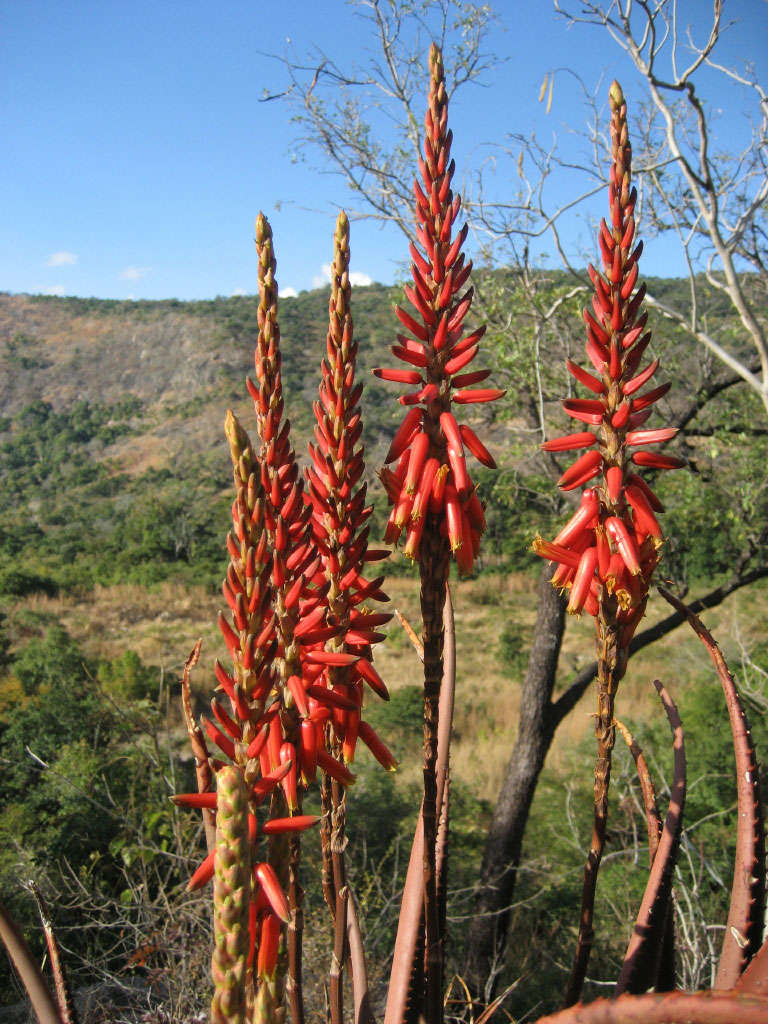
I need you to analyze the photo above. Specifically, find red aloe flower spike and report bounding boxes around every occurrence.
[181,409,289,967]
[181,384,326,1022]
[252,217,315,587]
[252,211,337,851]
[219,215,339,1020]
[304,212,389,1019]
[529,81,688,1008]
[377,44,503,1023]
[373,44,501,572]
[220,414,278,715]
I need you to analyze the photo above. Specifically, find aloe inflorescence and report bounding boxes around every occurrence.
[374,43,501,1024]
[534,81,681,627]
[375,43,502,576]
[532,81,684,1005]
[306,211,393,1024]
[174,209,395,1022]
[175,401,318,1021]
[306,211,394,774]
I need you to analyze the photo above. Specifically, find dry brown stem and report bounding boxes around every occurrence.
[28,881,77,1024]
[180,639,216,855]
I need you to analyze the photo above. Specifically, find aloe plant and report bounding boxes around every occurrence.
[531,80,683,1007]
[2,48,767,1024]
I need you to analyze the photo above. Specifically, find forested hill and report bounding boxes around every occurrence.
[0,284,418,592]
[0,274,752,594]
[0,285,402,445]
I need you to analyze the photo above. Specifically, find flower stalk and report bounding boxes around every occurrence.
[532,81,683,1007]
[306,211,392,1024]
[374,43,500,1023]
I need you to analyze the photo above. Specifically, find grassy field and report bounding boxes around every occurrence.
[18,569,767,806]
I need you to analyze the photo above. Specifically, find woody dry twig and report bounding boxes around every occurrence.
[28,882,77,1024]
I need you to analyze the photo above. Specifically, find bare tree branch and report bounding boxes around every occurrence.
[554,0,768,411]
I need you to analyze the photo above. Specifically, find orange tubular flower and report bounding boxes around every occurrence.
[535,80,684,643]
[305,211,393,767]
[175,409,318,984]
[373,44,501,574]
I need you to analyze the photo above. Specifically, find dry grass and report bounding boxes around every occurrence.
[21,582,221,674]
[16,572,768,805]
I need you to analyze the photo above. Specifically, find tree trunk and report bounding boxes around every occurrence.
[464,566,566,1002]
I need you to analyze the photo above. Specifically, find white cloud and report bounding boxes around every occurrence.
[119,265,151,281]
[312,263,332,289]
[311,264,372,289]
[231,287,247,297]
[282,287,298,299]
[43,284,66,296]
[46,251,78,267]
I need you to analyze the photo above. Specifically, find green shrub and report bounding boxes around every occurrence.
[497,622,529,676]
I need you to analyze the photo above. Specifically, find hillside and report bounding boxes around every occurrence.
[0,273,753,596]
[0,288,399,591]
[0,287,526,593]
[0,280,766,1016]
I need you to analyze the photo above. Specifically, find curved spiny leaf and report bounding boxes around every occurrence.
[658,586,765,987]
[533,990,768,1024]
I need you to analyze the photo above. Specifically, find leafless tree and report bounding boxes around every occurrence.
[262,0,502,240]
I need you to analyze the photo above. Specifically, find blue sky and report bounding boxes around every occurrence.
[2,1,766,300]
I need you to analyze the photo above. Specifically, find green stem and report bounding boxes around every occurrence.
[564,594,623,1007]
